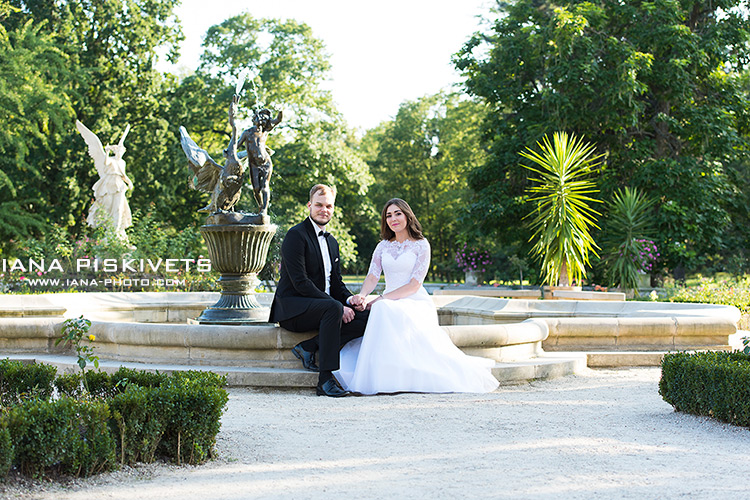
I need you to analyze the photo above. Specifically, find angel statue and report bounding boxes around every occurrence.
[76,120,134,241]
[180,94,246,214]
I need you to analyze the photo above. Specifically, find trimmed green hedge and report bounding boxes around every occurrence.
[0,361,228,479]
[659,351,750,426]
[0,359,57,406]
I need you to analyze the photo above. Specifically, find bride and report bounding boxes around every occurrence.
[335,198,499,395]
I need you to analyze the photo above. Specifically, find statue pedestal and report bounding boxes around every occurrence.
[196,217,276,325]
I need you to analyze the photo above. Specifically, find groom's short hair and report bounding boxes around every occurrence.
[309,184,336,201]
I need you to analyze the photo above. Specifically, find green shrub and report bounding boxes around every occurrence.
[54,373,85,399]
[4,364,228,478]
[110,367,168,389]
[660,351,750,426]
[0,359,56,406]
[108,385,164,465]
[0,424,13,479]
[55,371,116,399]
[157,375,228,465]
[4,397,116,478]
[667,277,750,314]
[70,399,117,476]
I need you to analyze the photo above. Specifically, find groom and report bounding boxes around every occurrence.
[269,184,369,397]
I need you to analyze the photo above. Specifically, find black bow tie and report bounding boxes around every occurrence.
[318,230,330,238]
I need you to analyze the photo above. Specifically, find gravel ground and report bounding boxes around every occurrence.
[4,367,750,500]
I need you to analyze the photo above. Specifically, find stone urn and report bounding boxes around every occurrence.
[195,213,276,324]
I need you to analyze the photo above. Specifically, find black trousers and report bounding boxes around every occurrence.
[279,297,369,372]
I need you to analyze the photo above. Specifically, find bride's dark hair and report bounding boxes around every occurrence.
[380,198,424,241]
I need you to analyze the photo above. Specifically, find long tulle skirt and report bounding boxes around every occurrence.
[335,289,499,395]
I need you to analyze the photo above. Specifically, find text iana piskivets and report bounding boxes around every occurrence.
[1,258,212,274]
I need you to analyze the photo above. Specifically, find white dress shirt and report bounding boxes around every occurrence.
[309,218,332,295]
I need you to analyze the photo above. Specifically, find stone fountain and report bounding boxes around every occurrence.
[179,80,282,324]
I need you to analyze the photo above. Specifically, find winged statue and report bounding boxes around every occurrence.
[180,94,245,214]
[76,120,133,241]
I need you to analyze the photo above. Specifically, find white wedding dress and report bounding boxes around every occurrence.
[335,238,499,395]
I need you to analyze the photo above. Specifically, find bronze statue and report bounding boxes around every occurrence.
[179,90,282,218]
[238,108,282,216]
[179,94,245,214]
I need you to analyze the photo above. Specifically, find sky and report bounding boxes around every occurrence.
[164,0,494,131]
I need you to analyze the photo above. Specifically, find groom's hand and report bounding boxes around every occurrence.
[342,306,355,323]
[349,294,366,311]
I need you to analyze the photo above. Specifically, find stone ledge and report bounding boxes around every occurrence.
[0,318,550,366]
[434,289,541,299]
[0,352,586,387]
[550,290,626,301]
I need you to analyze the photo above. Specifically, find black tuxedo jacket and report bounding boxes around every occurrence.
[269,219,352,323]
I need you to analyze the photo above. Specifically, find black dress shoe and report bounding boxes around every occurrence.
[316,378,350,397]
[292,343,319,372]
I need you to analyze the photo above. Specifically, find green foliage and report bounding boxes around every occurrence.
[521,132,603,285]
[603,187,656,292]
[0,359,56,406]
[0,0,187,248]
[1,364,228,477]
[54,370,116,400]
[361,93,487,279]
[109,385,163,465]
[0,18,74,246]
[5,397,115,477]
[456,0,750,275]
[55,316,98,395]
[110,366,170,389]
[157,374,228,465]
[0,424,12,479]
[660,351,750,427]
[667,277,750,315]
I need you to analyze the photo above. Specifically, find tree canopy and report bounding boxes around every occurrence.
[455,0,750,274]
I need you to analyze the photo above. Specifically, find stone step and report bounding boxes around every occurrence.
[1,352,587,388]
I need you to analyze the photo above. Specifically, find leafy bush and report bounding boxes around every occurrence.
[6,397,115,477]
[0,424,13,479]
[0,359,56,406]
[109,385,164,465]
[660,351,750,426]
[0,362,228,477]
[55,371,116,399]
[667,277,750,315]
[157,374,228,465]
[110,367,169,389]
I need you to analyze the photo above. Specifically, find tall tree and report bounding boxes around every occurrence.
[183,13,374,270]
[363,93,487,278]
[2,0,186,239]
[455,0,750,273]
[0,12,75,249]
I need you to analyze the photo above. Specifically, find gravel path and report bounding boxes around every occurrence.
[5,367,750,499]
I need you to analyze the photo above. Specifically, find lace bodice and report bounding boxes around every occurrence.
[367,238,430,292]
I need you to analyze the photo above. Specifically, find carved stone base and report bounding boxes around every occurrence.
[196,221,277,325]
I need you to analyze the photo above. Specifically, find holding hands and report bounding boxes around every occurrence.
[350,293,383,312]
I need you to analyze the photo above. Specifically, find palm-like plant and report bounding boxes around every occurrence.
[521,132,603,286]
[603,187,656,293]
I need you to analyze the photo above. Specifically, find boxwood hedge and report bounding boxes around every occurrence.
[659,351,750,426]
[0,360,228,479]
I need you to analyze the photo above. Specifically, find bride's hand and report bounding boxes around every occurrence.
[365,295,383,310]
[350,294,366,311]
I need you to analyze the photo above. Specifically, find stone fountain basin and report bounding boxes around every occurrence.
[0,292,740,386]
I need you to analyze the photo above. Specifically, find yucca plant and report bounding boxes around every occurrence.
[521,131,603,286]
[603,187,656,294]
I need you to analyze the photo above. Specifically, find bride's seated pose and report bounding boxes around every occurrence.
[336,198,500,395]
